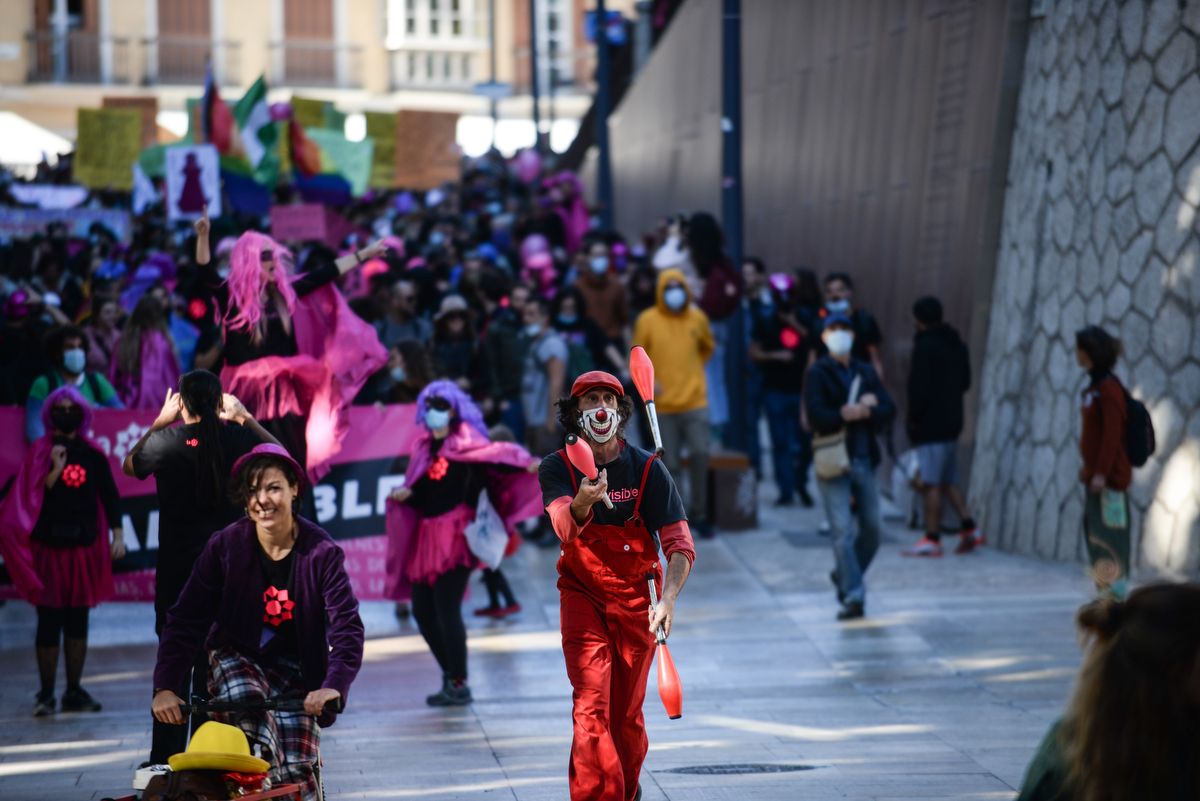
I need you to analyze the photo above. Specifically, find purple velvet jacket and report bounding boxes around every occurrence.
[153,516,364,726]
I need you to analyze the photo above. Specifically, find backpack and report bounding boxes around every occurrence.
[1122,388,1155,467]
[44,369,103,401]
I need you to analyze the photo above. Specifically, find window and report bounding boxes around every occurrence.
[536,0,572,92]
[406,0,416,34]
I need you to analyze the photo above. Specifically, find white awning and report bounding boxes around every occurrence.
[0,112,74,178]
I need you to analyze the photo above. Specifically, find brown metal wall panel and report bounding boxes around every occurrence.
[604,0,1025,454]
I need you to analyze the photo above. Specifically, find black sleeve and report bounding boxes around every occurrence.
[858,311,883,348]
[538,451,576,508]
[641,458,688,533]
[906,340,932,430]
[959,339,972,394]
[90,446,121,525]
[865,365,896,426]
[131,429,172,479]
[291,260,341,298]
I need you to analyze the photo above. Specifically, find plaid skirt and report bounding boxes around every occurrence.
[207,646,321,801]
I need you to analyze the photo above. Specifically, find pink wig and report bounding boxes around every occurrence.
[223,231,298,333]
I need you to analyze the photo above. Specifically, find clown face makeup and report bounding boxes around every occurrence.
[579,406,620,443]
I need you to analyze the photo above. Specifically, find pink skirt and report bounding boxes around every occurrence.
[405,505,476,586]
[31,539,111,608]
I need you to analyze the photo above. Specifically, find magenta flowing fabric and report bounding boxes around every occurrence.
[221,283,387,483]
[384,424,543,601]
[110,330,181,410]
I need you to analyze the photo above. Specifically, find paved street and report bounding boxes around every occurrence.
[0,487,1095,801]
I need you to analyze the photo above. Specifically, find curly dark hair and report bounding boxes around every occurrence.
[555,394,637,440]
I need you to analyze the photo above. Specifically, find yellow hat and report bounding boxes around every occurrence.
[168,721,270,774]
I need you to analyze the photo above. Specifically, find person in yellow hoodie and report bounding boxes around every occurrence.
[632,268,716,537]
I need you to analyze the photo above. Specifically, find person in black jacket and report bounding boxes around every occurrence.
[902,297,979,558]
[804,314,895,621]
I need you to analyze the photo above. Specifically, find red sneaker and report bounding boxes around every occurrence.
[494,603,522,618]
[902,537,944,557]
[953,533,976,555]
[473,605,503,618]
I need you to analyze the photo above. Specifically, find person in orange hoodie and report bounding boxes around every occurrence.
[632,268,715,537]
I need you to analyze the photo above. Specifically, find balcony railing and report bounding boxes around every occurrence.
[26,31,132,84]
[389,48,481,91]
[269,41,363,88]
[142,37,241,86]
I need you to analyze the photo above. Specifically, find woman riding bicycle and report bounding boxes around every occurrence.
[151,444,364,800]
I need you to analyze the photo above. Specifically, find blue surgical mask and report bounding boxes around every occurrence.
[428,231,445,247]
[557,313,578,326]
[664,287,687,311]
[589,257,609,275]
[524,323,542,337]
[825,299,850,314]
[63,348,86,374]
[390,366,407,383]
[424,408,451,430]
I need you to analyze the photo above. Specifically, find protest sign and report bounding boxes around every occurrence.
[365,111,396,189]
[0,207,132,242]
[270,203,354,247]
[0,405,419,602]
[395,110,460,189]
[102,95,159,149]
[74,108,141,190]
[8,184,89,210]
[165,144,222,221]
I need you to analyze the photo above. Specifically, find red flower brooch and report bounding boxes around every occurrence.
[262,586,295,626]
[62,464,87,488]
[427,456,450,481]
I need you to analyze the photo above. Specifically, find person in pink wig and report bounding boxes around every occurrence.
[0,386,126,717]
[194,209,390,483]
[109,294,182,410]
[384,380,543,706]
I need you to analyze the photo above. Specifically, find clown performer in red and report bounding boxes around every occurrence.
[538,371,695,801]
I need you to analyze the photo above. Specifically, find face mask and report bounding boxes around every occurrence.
[63,348,86,374]
[824,330,854,357]
[557,313,578,326]
[485,202,503,216]
[579,406,620,444]
[217,265,231,279]
[825,299,850,314]
[664,287,687,311]
[524,323,542,337]
[424,408,451,430]
[390,367,407,383]
[428,231,445,247]
[50,404,84,433]
[589,257,609,275]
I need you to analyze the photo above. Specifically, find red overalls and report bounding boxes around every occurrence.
[556,451,662,801]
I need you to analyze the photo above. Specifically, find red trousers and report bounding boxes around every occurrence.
[559,530,660,801]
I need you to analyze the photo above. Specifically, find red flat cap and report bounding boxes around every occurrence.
[570,370,625,398]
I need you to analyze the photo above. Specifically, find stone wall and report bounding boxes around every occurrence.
[971,0,1200,575]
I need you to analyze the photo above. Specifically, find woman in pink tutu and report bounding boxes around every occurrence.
[109,294,181,409]
[385,380,542,706]
[0,386,126,716]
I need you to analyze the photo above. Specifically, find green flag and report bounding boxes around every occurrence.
[306,128,374,197]
[234,77,279,184]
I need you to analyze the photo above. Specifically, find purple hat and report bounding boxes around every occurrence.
[230,443,307,489]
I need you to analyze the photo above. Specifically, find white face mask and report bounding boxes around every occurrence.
[664,286,687,311]
[824,330,854,357]
[579,406,620,443]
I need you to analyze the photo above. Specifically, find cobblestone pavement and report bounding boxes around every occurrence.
[0,486,1095,800]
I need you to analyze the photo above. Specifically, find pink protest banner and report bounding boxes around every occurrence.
[0,404,419,602]
[270,203,355,248]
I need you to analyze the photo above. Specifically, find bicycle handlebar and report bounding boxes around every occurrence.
[182,694,343,716]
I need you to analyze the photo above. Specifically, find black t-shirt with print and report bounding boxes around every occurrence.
[132,422,262,559]
[32,438,119,547]
[258,544,298,660]
[751,314,808,393]
[538,442,687,533]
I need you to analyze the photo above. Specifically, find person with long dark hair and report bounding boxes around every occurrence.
[1018,584,1200,801]
[686,212,742,437]
[1074,326,1132,599]
[110,294,181,410]
[0,387,125,716]
[122,369,277,764]
[385,380,542,705]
